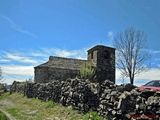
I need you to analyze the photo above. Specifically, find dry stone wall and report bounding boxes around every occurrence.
[10,79,160,119]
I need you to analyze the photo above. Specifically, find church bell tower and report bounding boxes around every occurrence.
[87,45,115,83]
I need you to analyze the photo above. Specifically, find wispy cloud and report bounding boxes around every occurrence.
[30,53,46,57]
[42,48,87,59]
[1,65,34,76]
[2,16,38,38]
[152,50,160,54]
[4,53,38,64]
[107,31,114,46]
[0,58,10,62]
[0,47,87,65]
[0,47,88,84]
[107,31,113,38]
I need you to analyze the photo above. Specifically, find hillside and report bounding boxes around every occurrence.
[0,92,103,120]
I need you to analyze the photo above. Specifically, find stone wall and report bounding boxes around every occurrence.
[34,56,87,83]
[35,67,80,83]
[0,83,7,93]
[88,45,115,83]
[10,79,160,119]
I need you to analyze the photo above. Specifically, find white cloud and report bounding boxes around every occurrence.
[1,47,87,65]
[2,16,38,38]
[42,48,87,59]
[107,31,114,46]
[30,53,46,57]
[5,53,38,64]
[1,65,34,76]
[135,68,160,80]
[0,59,10,62]
[1,77,25,85]
[0,47,88,84]
[107,31,113,38]
[116,68,160,85]
[53,48,77,57]
[152,50,160,54]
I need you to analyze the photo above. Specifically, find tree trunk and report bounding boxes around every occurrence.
[130,77,134,85]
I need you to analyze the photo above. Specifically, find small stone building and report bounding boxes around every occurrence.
[34,45,115,83]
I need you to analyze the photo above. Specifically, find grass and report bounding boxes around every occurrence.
[0,111,10,120]
[45,100,57,108]
[82,110,104,120]
[0,92,9,101]
[0,92,104,120]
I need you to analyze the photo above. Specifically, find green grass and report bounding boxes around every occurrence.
[0,111,9,120]
[0,92,104,120]
[0,92,9,100]
[82,110,104,120]
[6,108,19,117]
[0,93,84,120]
[45,101,57,108]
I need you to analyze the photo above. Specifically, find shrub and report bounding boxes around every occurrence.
[80,62,95,80]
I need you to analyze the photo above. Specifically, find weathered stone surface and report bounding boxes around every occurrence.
[35,45,116,84]
[10,79,160,119]
[0,84,7,93]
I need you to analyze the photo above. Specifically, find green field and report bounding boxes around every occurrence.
[0,92,103,120]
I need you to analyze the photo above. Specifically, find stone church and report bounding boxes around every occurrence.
[34,45,115,83]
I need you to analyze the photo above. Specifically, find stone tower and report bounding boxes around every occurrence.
[87,45,115,83]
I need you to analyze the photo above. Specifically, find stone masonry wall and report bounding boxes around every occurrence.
[96,46,115,84]
[10,79,160,119]
[35,67,80,83]
[88,46,115,84]
[35,45,115,84]
[34,56,87,83]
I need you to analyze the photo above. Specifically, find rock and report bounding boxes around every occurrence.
[10,79,160,119]
[123,83,137,92]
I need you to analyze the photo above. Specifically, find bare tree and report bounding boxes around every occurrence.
[113,28,151,84]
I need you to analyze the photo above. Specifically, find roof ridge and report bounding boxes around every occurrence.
[49,56,87,61]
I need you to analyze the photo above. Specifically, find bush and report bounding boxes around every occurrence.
[82,110,103,120]
[80,62,95,80]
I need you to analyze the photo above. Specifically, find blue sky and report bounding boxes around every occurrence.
[0,0,160,85]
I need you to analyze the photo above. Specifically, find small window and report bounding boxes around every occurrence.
[91,52,93,59]
[104,50,110,59]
